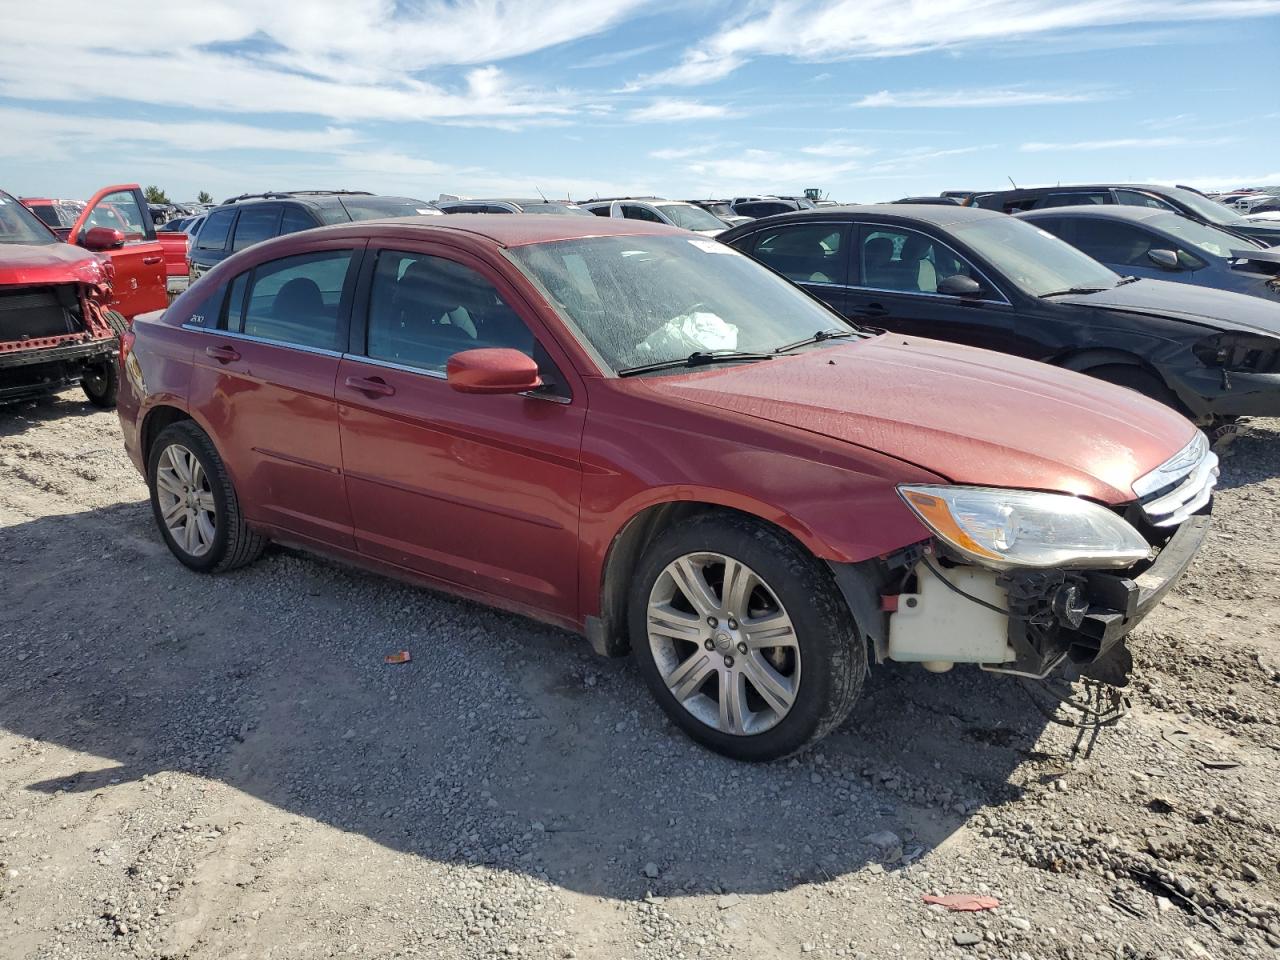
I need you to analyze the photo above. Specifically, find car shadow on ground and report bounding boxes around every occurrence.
[1214,422,1280,491]
[1,502,1056,901]
[0,392,102,439]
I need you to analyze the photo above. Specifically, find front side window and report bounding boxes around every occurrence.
[232,205,282,251]
[0,192,57,245]
[365,251,536,374]
[656,204,728,232]
[508,234,857,373]
[952,217,1121,297]
[1114,189,1174,210]
[85,190,151,239]
[860,226,983,295]
[1039,192,1109,209]
[620,204,664,223]
[280,206,316,235]
[233,250,354,350]
[197,208,235,252]
[1071,220,1165,267]
[752,223,848,284]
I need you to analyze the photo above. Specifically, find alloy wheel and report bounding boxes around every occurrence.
[647,552,800,736]
[155,443,216,557]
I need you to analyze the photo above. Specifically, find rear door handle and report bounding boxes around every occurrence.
[345,375,396,398]
[142,256,163,265]
[205,345,241,363]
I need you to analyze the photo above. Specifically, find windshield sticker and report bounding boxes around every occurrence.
[688,238,736,255]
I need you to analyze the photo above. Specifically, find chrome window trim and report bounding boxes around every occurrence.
[181,323,344,358]
[345,353,571,403]
[851,221,1013,306]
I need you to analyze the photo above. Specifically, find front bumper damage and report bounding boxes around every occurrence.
[0,337,117,403]
[837,513,1210,689]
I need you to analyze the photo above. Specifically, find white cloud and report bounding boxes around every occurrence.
[1152,172,1280,190]
[631,0,1280,87]
[853,88,1111,108]
[799,142,879,158]
[649,144,721,161]
[629,99,729,122]
[1020,136,1234,152]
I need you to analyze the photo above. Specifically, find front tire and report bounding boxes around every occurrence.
[629,513,866,761]
[148,421,266,573]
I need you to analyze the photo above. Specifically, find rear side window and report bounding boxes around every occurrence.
[620,204,663,223]
[1115,189,1175,210]
[735,201,793,218]
[234,250,354,350]
[1039,192,1109,209]
[232,205,282,251]
[365,250,536,373]
[751,223,848,284]
[279,205,316,235]
[197,208,235,251]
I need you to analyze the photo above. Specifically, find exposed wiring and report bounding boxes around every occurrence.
[921,556,1009,615]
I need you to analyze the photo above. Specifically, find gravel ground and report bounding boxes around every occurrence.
[3,391,1280,960]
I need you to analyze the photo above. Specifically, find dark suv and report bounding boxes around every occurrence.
[967,184,1280,246]
[189,191,436,282]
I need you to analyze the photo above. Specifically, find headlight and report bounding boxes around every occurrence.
[1192,332,1280,372]
[898,485,1151,570]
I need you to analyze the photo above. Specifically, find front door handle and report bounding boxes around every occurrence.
[854,302,888,318]
[205,345,241,363]
[345,375,396,398]
[142,256,163,265]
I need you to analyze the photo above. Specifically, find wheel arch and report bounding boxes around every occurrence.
[139,404,194,478]
[587,499,826,659]
[1054,347,1155,375]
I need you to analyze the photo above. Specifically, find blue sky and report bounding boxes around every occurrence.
[2,0,1277,204]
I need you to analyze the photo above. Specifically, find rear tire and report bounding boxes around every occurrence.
[81,361,118,407]
[629,512,866,761]
[148,421,266,573]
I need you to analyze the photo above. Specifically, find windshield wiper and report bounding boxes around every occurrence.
[1040,286,1110,298]
[1116,275,1140,285]
[773,328,859,354]
[616,350,775,377]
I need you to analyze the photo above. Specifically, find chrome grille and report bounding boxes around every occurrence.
[1132,432,1218,528]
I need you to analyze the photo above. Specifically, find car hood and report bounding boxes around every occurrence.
[0,241,104,287]
[643,335,1197,505]
[1057,278,1280,337]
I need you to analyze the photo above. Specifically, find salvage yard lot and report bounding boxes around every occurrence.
[3,395,1280,960]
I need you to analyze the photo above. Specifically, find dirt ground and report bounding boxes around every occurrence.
[3,391,1280,960]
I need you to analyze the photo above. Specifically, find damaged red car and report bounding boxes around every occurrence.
[1,184,167,406]
[117,215,1215,760]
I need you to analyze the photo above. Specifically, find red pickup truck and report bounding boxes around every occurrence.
[1,184,166,406]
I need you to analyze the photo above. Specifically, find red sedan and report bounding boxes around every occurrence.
[117,215,1215,760]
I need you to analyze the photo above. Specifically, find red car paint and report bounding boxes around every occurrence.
[66,184,167,318]
[157,232,189,286]
[116,215,1196,636]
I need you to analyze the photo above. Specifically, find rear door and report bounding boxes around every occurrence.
[230,204,283,254]
[68,185,167,318]
[737,221,850,313]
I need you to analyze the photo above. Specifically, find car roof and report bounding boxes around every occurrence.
[722,203,1008,232]
[282,212,681,248]
[1016,205,1170,223]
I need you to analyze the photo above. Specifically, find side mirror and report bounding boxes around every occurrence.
[1147,248,1180,270]
[937,274,983,297]
[82,226,126,252]
[446,348,542,395]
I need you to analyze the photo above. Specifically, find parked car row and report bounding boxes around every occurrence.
[8,173,1276,764]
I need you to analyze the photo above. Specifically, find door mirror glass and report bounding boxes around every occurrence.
[937,274,983,297]
[447,348,542,395]
[1147,248,1180,270]
[82,226,126,251]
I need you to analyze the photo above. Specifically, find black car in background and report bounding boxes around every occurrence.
[435,197,590,215]
[189,191,436,281]
[719,204,1280,437]
[731,196,816,219]
[967,183,1280,246]
[1017,206,1280,303]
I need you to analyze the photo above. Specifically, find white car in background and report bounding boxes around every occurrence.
[581,197,729,236]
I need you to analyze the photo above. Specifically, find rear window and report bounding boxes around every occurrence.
[196,208,235,251]
[338,196,436,222]
[0,193,57,245]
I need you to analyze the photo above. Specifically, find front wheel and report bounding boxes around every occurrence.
[148,421,266,573]
[629,513,866,761]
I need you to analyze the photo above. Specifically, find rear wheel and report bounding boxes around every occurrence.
[629,513,866,761]
[148,421,266,573]
[81,360,118,407]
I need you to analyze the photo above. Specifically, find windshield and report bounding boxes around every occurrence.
[337,196,437,222]
[508,234,856,373]
[657,203,728,232]
[0,192,57,245]
[953,217,1120,297]
[1162,186,1250,229]
[1152,213,1251,259]
[519,202,592,216]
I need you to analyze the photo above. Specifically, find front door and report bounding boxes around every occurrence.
[187,242,362,548]
[336,243,585,618]
[68,185,167,318]
[845,223,1026,355]
[738,221,850,314]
